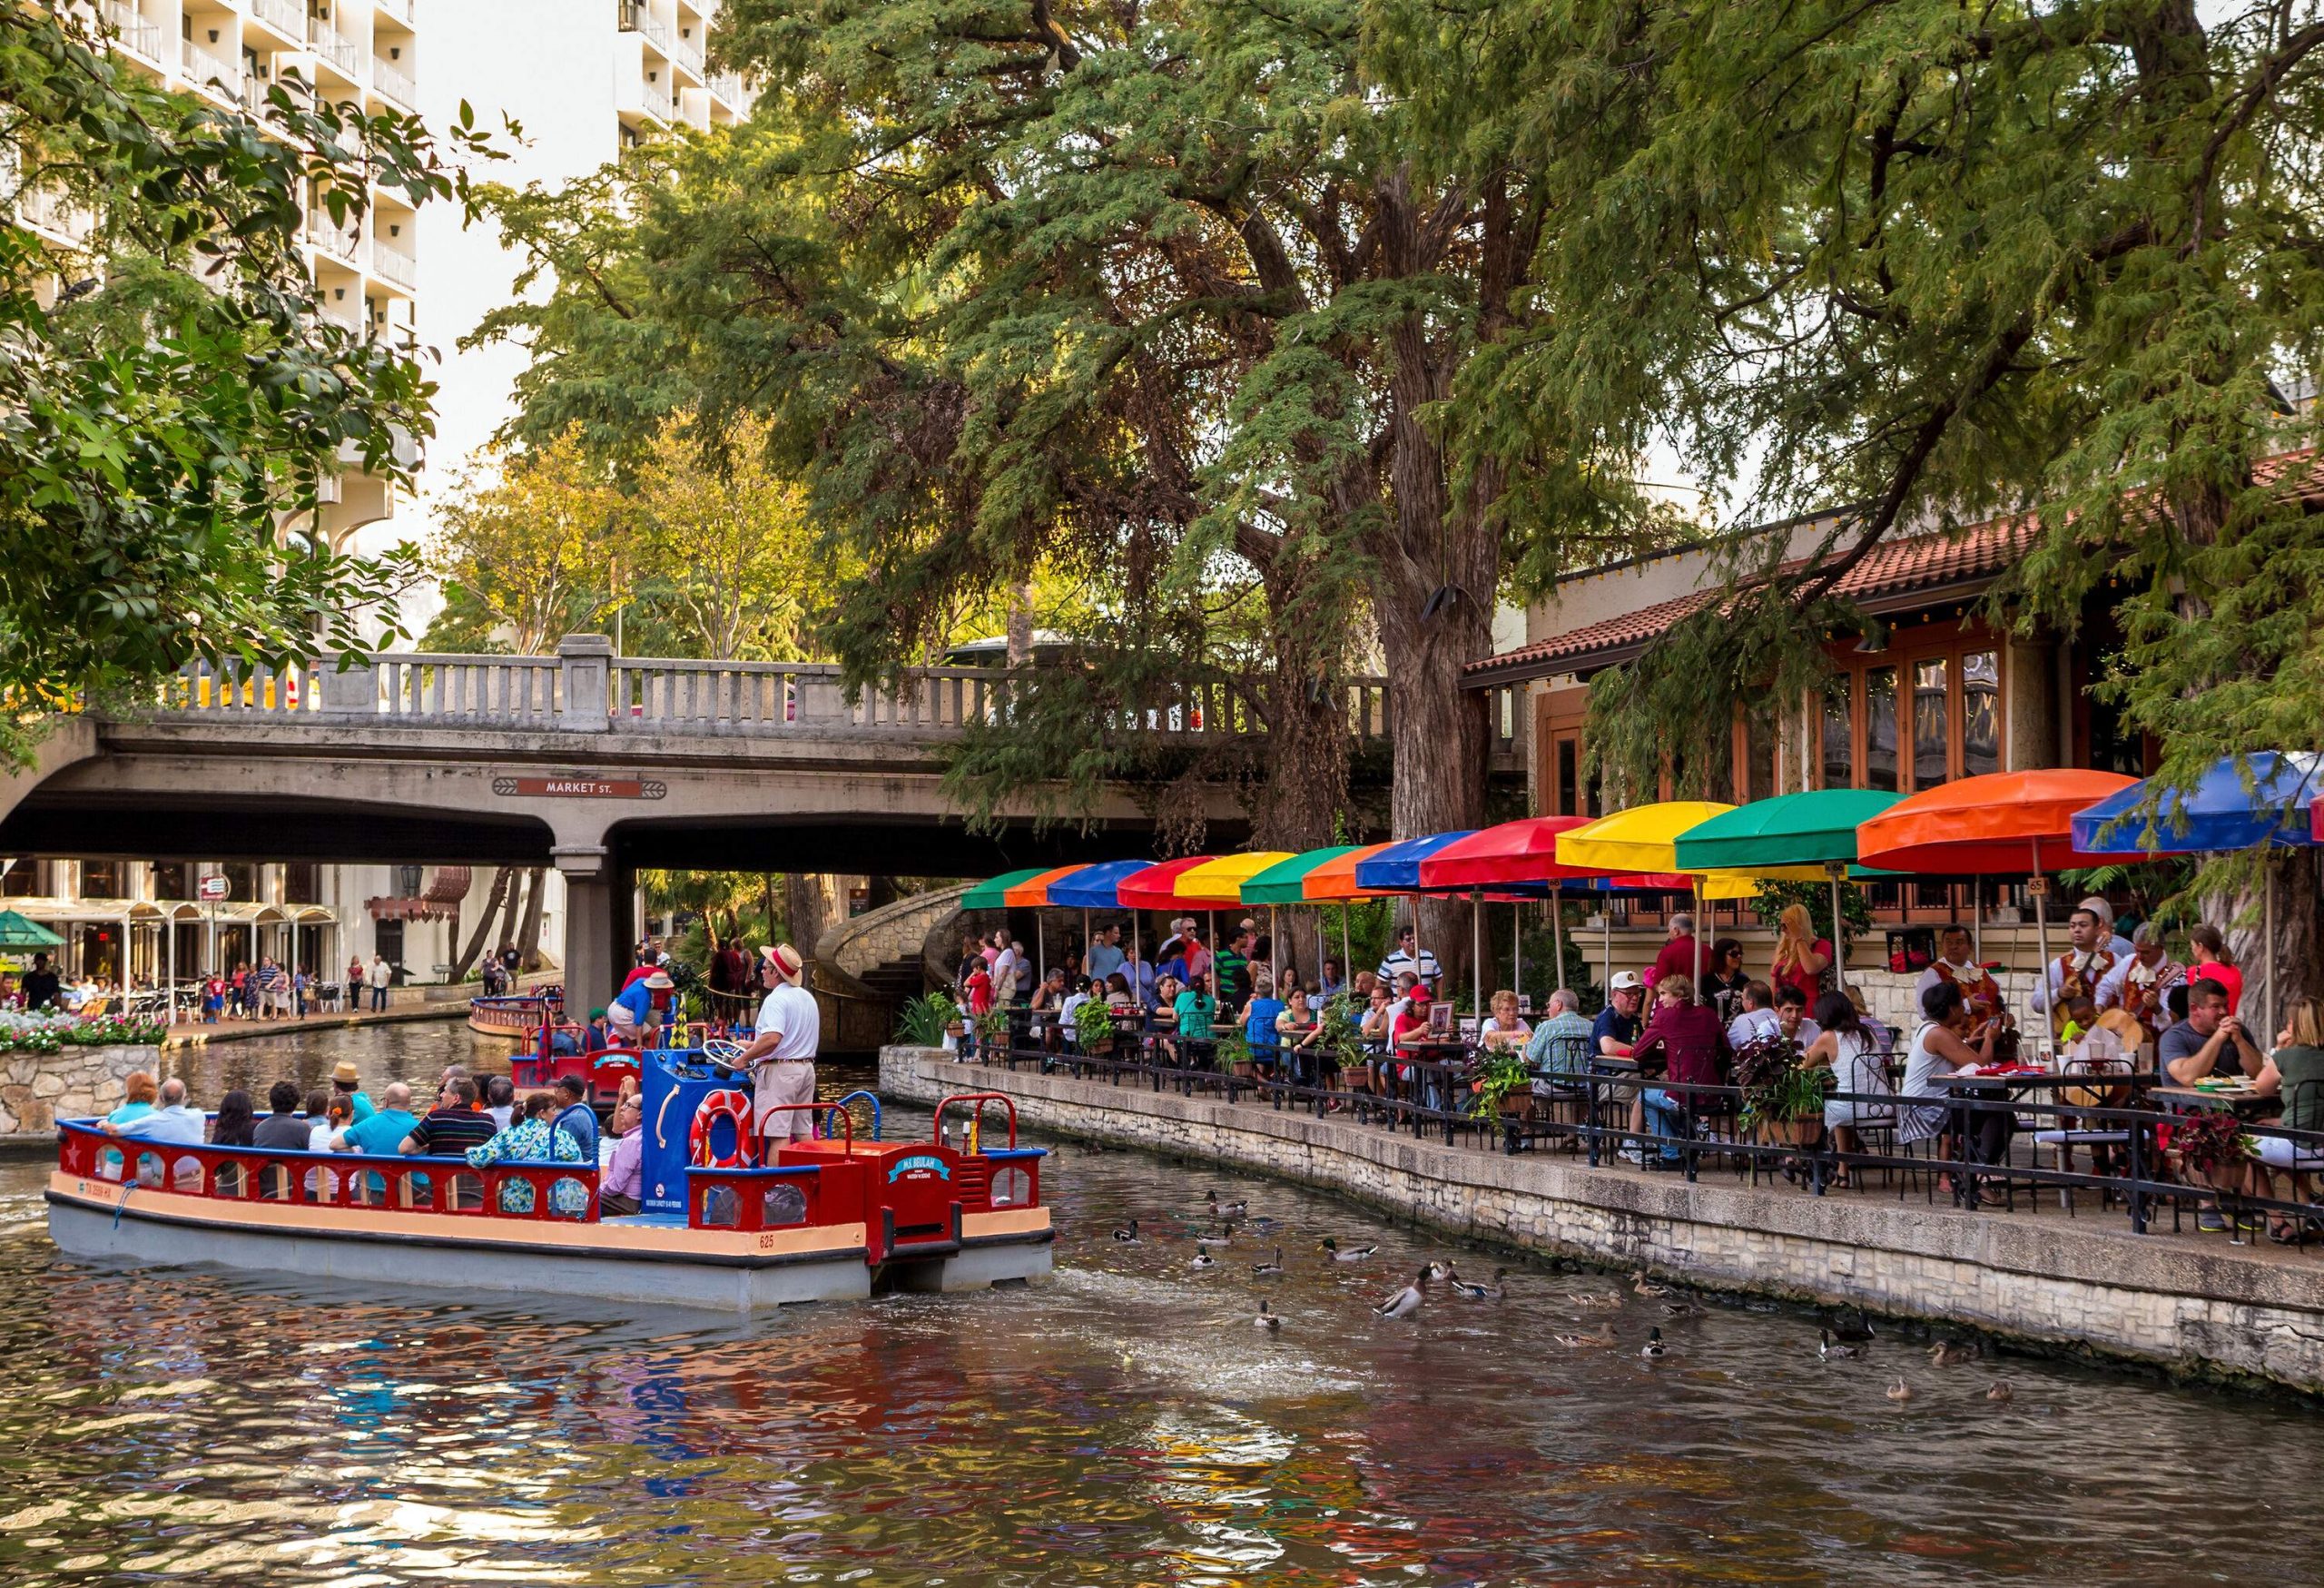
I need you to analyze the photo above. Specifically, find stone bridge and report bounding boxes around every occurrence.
[0,635,1392,1009]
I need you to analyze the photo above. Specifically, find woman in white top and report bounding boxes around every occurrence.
[1479,989,1532,1053]
[1899,978,2004,1203]
[1805,990,1888,1188]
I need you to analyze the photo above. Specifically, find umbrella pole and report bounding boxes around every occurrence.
[1082,908,1089,981]
[2031,835,2053,1050]
[1270,903,1278,986]
[1341,903,1351,986]
[1692,880,1703,988]
[2265,861,2277,1041]
[1512,902,1521,1001]
[1551,883,1566,995]
[1602,900,1613,994]
[1973,874,1984,962]
[1827,862,1848,997]
[1038,915,1046,981]
[1471,891,1482,1017]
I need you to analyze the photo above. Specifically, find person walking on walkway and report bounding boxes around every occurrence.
[737,943,821,1144]
[368,952,391,1012]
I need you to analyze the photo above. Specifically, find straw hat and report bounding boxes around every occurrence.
[330,1061,360,1085]
[761,943,804,983]
[644,971,675,990]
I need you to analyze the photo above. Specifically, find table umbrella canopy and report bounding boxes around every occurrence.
[1354,832,1477,892]
[1555,802,1741,875]
[959,869,1049,910]
[2071,753,2323,853]
[1417,817,1600,888]
[1672,788,1903,872]
[1116,857,1216,911]
[1301,843,1398,901]
[1045,860,1158,909]
[1242,846,1364,904]
[1002,865,1088,907]
[1856,769,2140,873]
[0,910,65,949]
[1174,852,1298,904]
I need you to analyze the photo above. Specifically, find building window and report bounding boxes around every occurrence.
[152,863,192,900]
[80,860,123,899]
[1864,667,1899,792]
[2,860,42,897]
[1963,651,2000,776]
[1745,710,1776,802]
[284,863,320,905]
[222,863,260,902]
[1821,677,1853,789]
[1554,738,1578,817]
[1912,657,1949,789]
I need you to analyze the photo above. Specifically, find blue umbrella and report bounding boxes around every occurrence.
[1045,861,1156,909]
[2069,752,2322,1036]
[1354,832,1477,892]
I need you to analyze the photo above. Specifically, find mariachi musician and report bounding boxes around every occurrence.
[2095,923,2184,1041]
[1915,924,2009,1027]
[2031,906,2119,1037]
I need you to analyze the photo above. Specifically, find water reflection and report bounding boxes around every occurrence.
[4,1036,2321,1583]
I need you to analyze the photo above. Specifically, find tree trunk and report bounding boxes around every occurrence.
[761,874,779,945]
[448,867,512,982]
[515,865,548,971]
[784,873,837,960]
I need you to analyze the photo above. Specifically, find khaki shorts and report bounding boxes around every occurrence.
[753,1060,817,1139]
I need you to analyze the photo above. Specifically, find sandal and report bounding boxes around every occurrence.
[2268,1218,2304,1245]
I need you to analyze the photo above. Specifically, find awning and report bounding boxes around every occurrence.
[1856,770,2141,874]
[1046,861,1157,910]
[1002,866,1088,908]
[1174,853,1297,904]
[960,868,1049,910]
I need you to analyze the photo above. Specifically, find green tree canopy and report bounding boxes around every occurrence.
[0,5,497,746]
[475,0,1652,853]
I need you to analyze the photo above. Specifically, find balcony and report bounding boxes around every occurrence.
[178,36,243,103]
[618,2,674,54]
[307,17,358,80]
[245,0,306,46]
[672,32,704,75]
[17,183,94,247]
[640,80,675,124]
[375,0,415,22]
[303,209,360,265]
[369,55,416,110]
[370,236,416,291]
[99,1,162,64]
[709,70,747,104]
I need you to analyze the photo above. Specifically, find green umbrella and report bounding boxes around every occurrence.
[960,868,1049,911]
[1673,790,1903,994]
[1241,846,1362,904]
[0,910,65,950]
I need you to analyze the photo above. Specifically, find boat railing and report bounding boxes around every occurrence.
[684,1163,825,1233]
[933,1091,1019,1149]
[56,1120,600,1223]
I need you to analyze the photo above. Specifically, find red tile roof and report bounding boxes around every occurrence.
[1467,513,2037,681]
[1472,449,2323,684]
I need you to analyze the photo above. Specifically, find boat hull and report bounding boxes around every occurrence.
[45,1174,1049,1312]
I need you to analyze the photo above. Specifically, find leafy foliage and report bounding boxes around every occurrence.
[0,5,499,748]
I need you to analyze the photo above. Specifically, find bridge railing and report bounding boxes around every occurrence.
[147,638,1391,745]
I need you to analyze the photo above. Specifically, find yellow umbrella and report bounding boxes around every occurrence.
[1557,803,1800,985]
[1173,853,1297,991]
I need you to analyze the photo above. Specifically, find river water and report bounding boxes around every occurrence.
[1,1021,2317,1584]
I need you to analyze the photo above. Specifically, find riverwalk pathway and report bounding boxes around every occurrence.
[881,1045,2324,1394]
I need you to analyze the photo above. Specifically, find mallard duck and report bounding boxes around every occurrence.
[1630,1269,1671,1298]
[1111,1219,1140,1244]
[1661,1299,1703,1318]
[1206,1192,1248,1220]
[1190,1251,1216,1270]
[1448,1267,1507,1300]
[1928,1340,1975,1367]
[1320,1238,1378,1262]
[1639,1327,1669,1359]
[1374,1267,1432,1318]
[1571,1290,1622,1310]
[1985,1379,2013,1404]
[1886,1377,1914,1403]
[1250,1246,1285,1277]
[1254,1300,1281,1332]
[1426,1260,1455,1283]
[1196,1227,1232,1249]
[1828,1308,1877,1343]
[1817,1328,1858,1360]
[1553,1322,1614,1348]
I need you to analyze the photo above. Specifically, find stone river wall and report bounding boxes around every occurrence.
[882,1046,2324,1394]
[0,1044,161,1135]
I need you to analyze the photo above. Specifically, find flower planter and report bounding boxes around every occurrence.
[1497,1095,1537,1121]
[1754,1116,1822,1148]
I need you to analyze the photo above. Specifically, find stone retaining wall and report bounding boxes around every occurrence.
[0,1044,162,1134]
[882,1046,2324,1393]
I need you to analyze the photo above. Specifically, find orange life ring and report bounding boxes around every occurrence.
[688,1088,756,1169]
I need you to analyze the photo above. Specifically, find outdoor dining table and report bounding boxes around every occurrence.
[1929,1066,2158,1212]
[2151,1080,2274,1116]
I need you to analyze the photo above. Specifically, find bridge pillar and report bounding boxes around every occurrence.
[553,843,629,1011]
[557,633,613,733]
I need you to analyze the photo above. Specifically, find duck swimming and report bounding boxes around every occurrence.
[1985,1380,2013,1404]
[1374,1267,1432,1318]
[1928,1340,1975,1367]
[1448,1267,1507,1300]
[1190,1252,1216,1270]
[1250,1246,1285,1277]
[1319,1238,1378,1262]
[1206,1193,1248,1220]
[1254,1300,1281,1332]
[1817,1328,1858,1360]
[1886,1378,1914,1403]
[1111,1219,1140,1244]
[1639,1327,1668,1359]
[1630,1270,1671,1297]
[1553,1322,1615,1348]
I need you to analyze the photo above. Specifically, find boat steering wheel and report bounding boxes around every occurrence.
[701,1037,747,1080]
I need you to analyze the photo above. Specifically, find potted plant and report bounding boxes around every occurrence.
[1735,1036,1828,1146]
[1216,1025,1256,1080]
[2170,1109,2254,1193]
[1074,995,1116,1056]
[1469,1048,1534,1121]
[895,991,959,1049]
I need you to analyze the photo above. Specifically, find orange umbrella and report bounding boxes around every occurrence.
[1857,769,2140,1041]
[1302,843,1397,902]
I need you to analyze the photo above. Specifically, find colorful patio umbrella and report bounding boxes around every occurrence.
[1116,857,1216,911]
[1857,768,2140,1036]
[0,910,64,950]
[1672,788,1904,994]
[1354,832,1478,892]
[1175,852,1298,903]
[1241,847,1363,904]
[2074,752,2322,1034]
[960,868,1047,911]
[1046,860,1157,909]
[1301,843,1397,902]
[1253,843,1395,980]
[1001,866,1086,907]
[1558,802,1785,986]
[1417,818,1598,1005]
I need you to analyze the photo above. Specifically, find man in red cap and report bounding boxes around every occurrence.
[734,943,820,1142]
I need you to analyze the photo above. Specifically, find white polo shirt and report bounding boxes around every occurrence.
[755,981,822,1061]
